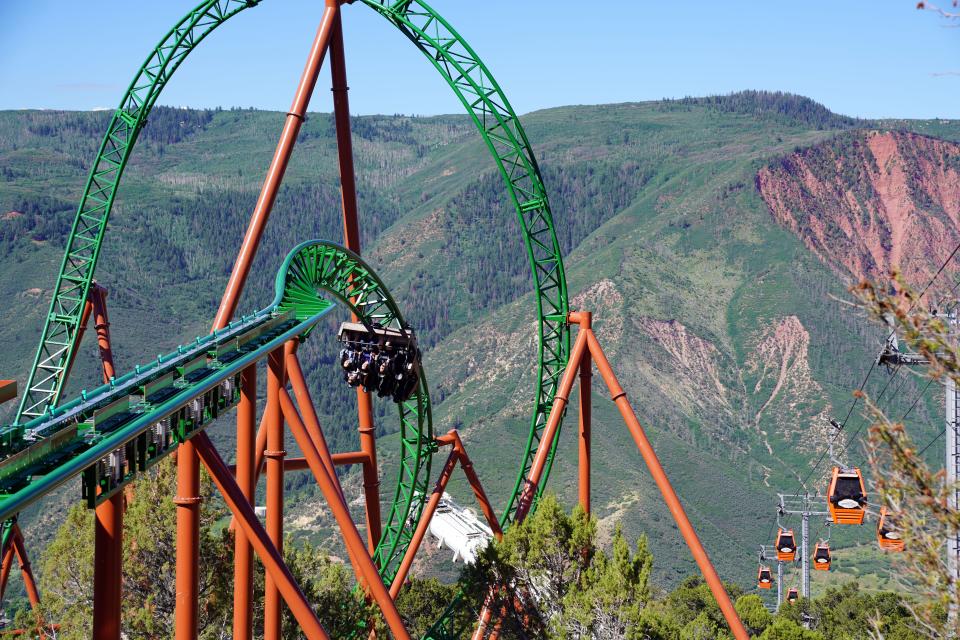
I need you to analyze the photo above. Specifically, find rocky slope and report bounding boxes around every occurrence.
[758,130,960,298]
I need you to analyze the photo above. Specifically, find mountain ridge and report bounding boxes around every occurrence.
[0,92,957,594]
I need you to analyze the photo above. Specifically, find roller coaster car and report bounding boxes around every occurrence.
[757,565,773,589]
[787,588,799,604]
[812,542,831,571]
[775,528,797,562]
[827,466,867,524]
[337,322,421,403]
[877,507,904,551]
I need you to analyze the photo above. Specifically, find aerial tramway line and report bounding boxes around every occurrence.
[754,244,960,610]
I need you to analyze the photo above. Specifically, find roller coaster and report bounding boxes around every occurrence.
[0,1,755,638]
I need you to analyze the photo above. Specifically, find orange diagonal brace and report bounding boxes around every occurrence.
[0,538,13,602]
[585,329,750,640]
[3,525,38,610]
[278,389,412,640]
[89,284,116,382]
[192,432,330,640]
[212,3,339,329]
[389,430,502,599]
[390,447,459,599]
[514,327,589,522]
[278,369,361,577]
[286,350,343,502]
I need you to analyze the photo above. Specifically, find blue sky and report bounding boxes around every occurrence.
[1,1,957,119]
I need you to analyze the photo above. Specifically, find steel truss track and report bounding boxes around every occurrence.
[1,242,430,549]
[17,0,266,422]
[17,0,569,636]
[275,240,433,583]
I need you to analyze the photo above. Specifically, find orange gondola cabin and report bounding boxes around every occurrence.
[757,565,773,589]
[877,506,904,551]
[812,542,831,571]
[787,588,799,604]
[828,466,867,524]
[775,528,797,562]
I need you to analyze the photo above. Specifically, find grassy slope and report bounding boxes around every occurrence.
[0,99,956,599]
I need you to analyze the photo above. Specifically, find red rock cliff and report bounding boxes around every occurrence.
[758,130,960,296]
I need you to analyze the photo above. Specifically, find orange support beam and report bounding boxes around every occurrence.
[93,493,123,640]
[60,295,94,392]
[264,346,288,640]
[90,284,116,382]
[192,432,330,640]
[233,365,257,640]
[0,539,13,601]
[329,5,383,558]
[513,328,589,522]
[211,3,339,329]
[278,389,411,640]
[0,381,16,406]
[174,440,201,640]
[286,347,343,502]
[569,311,593,515]
[585,329,750,640]
[390,448,459,599]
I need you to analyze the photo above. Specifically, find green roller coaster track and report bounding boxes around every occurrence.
[15,0,569,636]
[0,241,430,532]
[274,240,434,584]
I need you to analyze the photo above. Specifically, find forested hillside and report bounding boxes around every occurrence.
[1,91,958,596]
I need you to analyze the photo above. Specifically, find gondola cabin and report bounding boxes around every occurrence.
[787,588,799,604]
[877,506,904,551]
[812,542,831,571]
[775,528,797,562]
[757,565,773,589]
[827,466,867,524]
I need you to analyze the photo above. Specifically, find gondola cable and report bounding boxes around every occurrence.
[755,240,960,575]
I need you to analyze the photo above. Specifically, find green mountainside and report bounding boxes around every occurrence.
[1,92,957,598]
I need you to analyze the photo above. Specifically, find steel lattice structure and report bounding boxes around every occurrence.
[0,2,752,639]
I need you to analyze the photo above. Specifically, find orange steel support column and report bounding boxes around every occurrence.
[330,9,382,556]
[286,351,342,500]
[389,447,460,598]
[212,4,338,329]
[570,312,592,515]
[90,284,116,382]
[514,329,589,521]
[192,432,330,640]
[0,540,13,601]
[174,440,201,640]
[585,330,750,640]
[264,346,288,640]
[61,296,94,389]
[10,527,38,609]
[454,437,503,541]
[278,391,412,640]
[93,493,123,640]
[233,365,257,640]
